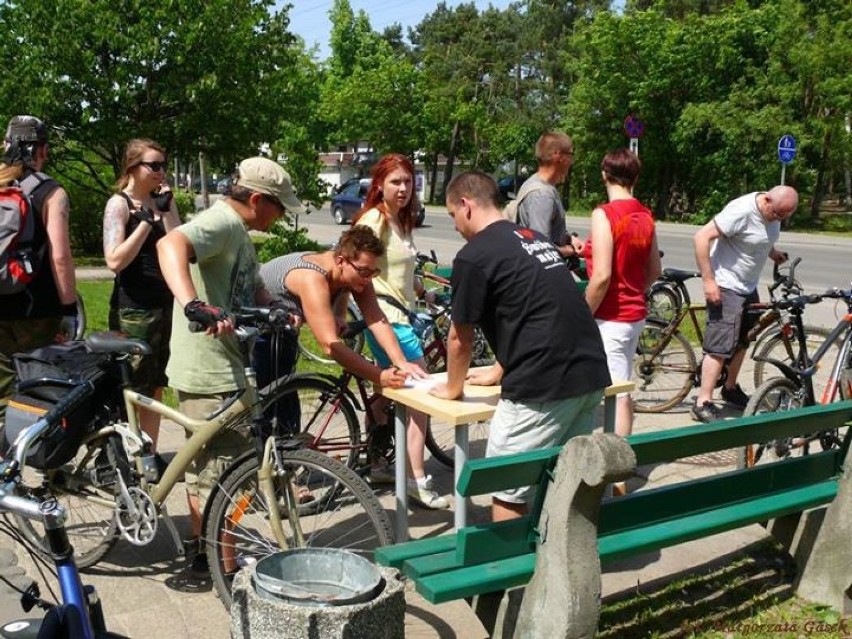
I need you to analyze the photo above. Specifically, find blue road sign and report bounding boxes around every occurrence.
[778,134,797,164]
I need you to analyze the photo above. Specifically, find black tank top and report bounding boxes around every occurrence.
[111,193,172,309]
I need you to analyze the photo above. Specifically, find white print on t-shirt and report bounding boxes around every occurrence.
[517,236,563,268]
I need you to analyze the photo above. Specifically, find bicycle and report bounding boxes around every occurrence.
[740,287,852,467]
[634,258,831,412]
[9,308,394,609]
[1,382,127,639]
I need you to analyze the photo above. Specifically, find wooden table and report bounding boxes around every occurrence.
[383,374,634,540]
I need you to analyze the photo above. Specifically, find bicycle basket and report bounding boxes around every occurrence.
[2,341,113,469]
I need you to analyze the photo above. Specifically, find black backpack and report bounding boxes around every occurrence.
[0,171,49,295]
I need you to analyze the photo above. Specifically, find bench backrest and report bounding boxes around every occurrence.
[456,446,561,497]
[626,401,852,465]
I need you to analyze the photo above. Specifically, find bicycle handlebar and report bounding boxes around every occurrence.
[188,306,293,333]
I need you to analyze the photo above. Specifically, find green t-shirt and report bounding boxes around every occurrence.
[166,200,262,393]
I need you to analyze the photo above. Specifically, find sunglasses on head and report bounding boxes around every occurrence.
[137,160,167,172]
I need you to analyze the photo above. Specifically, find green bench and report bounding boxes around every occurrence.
[376,401,852,636]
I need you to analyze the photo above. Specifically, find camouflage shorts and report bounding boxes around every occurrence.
[109,305,171,395]
[177,391,253,503]
[0,316,61,419]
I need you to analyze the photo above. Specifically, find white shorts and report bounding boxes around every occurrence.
[596,318,645,394]
[486,390,603,504]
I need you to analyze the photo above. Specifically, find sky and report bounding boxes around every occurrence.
[281,0,514,60]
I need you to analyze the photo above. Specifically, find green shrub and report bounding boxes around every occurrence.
[257,221,323,262]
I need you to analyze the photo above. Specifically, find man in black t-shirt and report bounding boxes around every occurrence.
[431,171,611,522]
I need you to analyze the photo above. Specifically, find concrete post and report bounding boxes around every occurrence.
[796,447,852,612]
[509,433,636,639]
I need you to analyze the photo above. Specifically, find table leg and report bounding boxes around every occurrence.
[603,395,616,434]
[454,423,469,529]
[395,404,409,541]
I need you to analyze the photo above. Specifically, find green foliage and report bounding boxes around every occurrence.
[256,221,323,263]
[172,190,195,222]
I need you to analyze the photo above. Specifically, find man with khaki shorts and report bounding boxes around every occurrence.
[157,157,305,572]
[430,171,611,522]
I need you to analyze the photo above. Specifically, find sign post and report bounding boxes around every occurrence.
[777,134,797,185]
[623,115,644,156]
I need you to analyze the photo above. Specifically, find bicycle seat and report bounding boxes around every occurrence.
[85,331,152,356]
[661,268,701,284]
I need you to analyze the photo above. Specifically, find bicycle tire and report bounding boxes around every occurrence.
[739,378,805,468]
[204,447,394,609]
[263,375,362,468]
[633,319,698,413]
[646,284,680,326]
[13,433,126,569]
[75,295,87,340]
[424,420,490,469]
[752,325,836,399]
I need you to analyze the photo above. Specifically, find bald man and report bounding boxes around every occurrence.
[691,185,798,423]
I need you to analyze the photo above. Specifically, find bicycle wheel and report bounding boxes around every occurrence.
[752,325,836,400]
[425,419,489,469]
[13,433,125,569]
[263,376,362,468]
[205,447,394,609]
[739,378,805,468]
[422,324,447,373]
[633,319,697,413]
[74,295,87,340]
[298,306,365,365]
[646,285,680,325]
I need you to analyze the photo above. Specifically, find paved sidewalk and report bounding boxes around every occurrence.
[0,363,783,637]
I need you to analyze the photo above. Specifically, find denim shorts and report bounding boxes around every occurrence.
[365,323,425,367]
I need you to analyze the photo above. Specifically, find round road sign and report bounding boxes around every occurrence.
[624,115,644,139]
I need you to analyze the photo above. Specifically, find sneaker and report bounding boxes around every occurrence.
[368,461,395,485]
[407,475,449,510]
[691,400,722,424]
[182,537,210,575]
[721,383,750,409]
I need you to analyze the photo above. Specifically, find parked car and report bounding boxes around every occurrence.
[216,176,233,194]
[191,175,219,193]
[330,178,425,226]
[497,175,528,202]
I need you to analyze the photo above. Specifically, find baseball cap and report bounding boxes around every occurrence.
[235,157,305,214]
[5,115,49,145]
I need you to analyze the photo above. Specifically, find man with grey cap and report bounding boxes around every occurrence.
[157,156,303,572]
[0,115,78,418]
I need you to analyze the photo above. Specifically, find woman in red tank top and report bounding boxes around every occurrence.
[583,149,662,460]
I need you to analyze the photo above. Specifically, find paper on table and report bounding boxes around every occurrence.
[404,376,438,391]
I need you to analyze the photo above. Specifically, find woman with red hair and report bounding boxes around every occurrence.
[354,153,447,509]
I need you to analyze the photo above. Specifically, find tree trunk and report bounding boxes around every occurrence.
[429,153,439,204]
[441,121,460,200]
[810,128,832,219]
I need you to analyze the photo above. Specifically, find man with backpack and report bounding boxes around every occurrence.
[0,116,78,419]
[506,131,584,259]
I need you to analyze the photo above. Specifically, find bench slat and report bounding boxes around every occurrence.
[627,402,852,465]
[457,447,561,497]
[599,450,841,534]
[417,553,537,604]
[456,516,535,565]
[404,550,458,579]
[599,480,838,564]
[374,534,457,569]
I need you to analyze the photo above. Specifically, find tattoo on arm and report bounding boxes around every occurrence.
[103,197,128,254]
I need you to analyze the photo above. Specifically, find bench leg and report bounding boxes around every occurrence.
[796,454,852,612]
[467,591,504,636]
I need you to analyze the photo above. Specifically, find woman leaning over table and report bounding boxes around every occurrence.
[353,153,448,510]
[102,139,181,469]
[583,148,661,451]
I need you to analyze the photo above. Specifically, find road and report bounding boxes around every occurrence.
[296,202,850,328]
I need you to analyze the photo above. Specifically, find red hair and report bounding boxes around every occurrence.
[354,153,419,236]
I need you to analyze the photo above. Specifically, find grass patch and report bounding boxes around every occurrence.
[599,540,846,638]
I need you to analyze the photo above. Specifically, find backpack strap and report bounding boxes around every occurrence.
[18,171,50,198]
[376,293,417,324]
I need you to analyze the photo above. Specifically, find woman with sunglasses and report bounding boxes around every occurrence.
[352,154,447,509]
[102,139,181,472]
